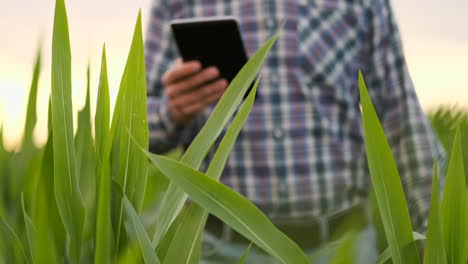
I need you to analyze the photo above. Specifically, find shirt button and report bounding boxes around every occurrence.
[272,127,284,140]
[279,182,288,194]
[270,75,279,86]
[265,18,276,30]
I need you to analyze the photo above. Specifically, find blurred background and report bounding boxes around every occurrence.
[0,0,467,150]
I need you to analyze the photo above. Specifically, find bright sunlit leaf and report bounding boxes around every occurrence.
[51,0,85,261]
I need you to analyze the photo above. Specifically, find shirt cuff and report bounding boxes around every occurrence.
[162,95,193,139]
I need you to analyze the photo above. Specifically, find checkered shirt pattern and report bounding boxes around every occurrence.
[145,0,445,230]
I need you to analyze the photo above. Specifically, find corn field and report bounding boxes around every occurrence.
[0,1,467,263]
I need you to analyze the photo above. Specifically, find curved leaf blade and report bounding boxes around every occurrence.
[236,244,252,264]
[376,232,426,264]
[0,216,29,264]
[22,47,41,148]
[34,126,62,264]
[21,194,35,264]
[124,197,161,264]
[359,72,420,264]
[146,154,309,264]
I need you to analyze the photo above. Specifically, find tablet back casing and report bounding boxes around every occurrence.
[171,17,249,85]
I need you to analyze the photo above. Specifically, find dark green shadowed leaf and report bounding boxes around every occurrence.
[123,197,161,264]
[75,63,97,213]
[75,64,97,262]
[21,194,35,264]
[358,72,420,264]
[0,216,29,264]
[155,205,186,262]
[22,47,41,148]
[0,126,8,217]
[94,45,112,264]
[236,244,252,264]
[423,162,447,264]
[161,203,207,264]
[34,109,62,264]
[161,79,260,264]
[10,47,42,213]
[51,0,85,261]
[110,10,149,250]
[428,107,468,182]
[145,155,309,264]
[376,232,426,264]
[327,232,357,264]
[465,191,468,263]
[152,26,282,248]
[441,129,466,264]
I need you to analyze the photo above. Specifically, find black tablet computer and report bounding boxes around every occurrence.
[170,16,250,89]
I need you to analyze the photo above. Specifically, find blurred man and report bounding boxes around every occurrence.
[145,0,445,262]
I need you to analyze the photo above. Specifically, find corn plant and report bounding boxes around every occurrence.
[360,73,468,264]
[1,0,467,263]
[429,106,468,181]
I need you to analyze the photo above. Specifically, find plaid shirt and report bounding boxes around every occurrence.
[145,0,445,229]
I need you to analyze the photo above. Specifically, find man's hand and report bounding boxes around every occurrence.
[162,59,228,125]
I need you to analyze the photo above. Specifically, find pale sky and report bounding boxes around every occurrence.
[0,0,467,149]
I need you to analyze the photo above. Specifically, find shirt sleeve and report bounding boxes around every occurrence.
[361,0,446,232]
[145,2,199,154]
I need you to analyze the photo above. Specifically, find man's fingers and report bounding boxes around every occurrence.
[162,60,202,85]
[170,79,227,110]
[182,91,227,115]
[167,67,220,98]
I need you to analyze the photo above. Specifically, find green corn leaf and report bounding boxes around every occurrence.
[327,232,357,264]
[0,230,5,262]
[94,45,112,264]
[123,197,161,264]
[441,129,466,264]
[236,244,252,264]
[423,162,447,264]
[75,64,97,211]
[359,72,420,264]
[204,78,260,179]
[0,216,29,264]
[34,127,61,264]
[75,64,97,259]
[22,46,41,148]
[155,204,186,262]
[10,47,42,207]
[21,194,35,264]
[110,10,149,249]
[375,232,426,264]
[51,0,86,261]
[145,154,309,264]
[0,126,5,217]
[116,243,143,264]
[161,79,260,264]
[161,203,207,264]
[465,191,468,263]
[95,44,111,167]
[152,26,281,248]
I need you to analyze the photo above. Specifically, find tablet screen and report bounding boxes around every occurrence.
[170,17,249,85]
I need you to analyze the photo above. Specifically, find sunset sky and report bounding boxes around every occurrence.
[1,0,467,149]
